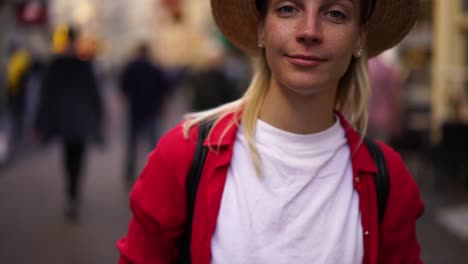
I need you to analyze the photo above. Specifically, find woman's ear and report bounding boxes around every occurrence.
[257,21,266,48]
[356,28,367,53]
[353,28,367,58]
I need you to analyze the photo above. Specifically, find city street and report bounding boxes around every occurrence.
[0,137,130,264]
[0,87,189,264]
[1,0,467,263]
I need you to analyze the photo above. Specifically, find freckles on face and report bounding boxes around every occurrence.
[261,0,363,52]
[259,0,364,93]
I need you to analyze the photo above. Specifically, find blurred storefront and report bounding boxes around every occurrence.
[0,0,50,62]
[357,1,432,150]
[432,0,468,143]
[366,0,467,149]
[48,0,218,70]
[0,0,219,65]
[49,0,151,68]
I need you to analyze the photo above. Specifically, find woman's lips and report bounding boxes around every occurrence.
[287,54,327,67]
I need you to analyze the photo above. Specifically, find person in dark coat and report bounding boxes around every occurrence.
[189,46,241,112]
[120,43,169,186]
[35,27,103,221]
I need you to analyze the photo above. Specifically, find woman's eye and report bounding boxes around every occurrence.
[328,10,346,21]
[278,6,296,15]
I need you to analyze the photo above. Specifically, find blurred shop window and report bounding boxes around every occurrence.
[15,1,48,26]
[462,33,468,109]
[399,44,432,150]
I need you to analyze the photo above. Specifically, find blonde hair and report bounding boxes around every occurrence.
[183,50,370,173]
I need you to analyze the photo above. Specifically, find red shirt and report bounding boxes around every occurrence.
[117,112,424,264]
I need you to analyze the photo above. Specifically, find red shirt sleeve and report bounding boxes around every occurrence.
[378,146,425,263]
[117,124,196,263]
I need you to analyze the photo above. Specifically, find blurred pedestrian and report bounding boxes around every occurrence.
[368,51,403,144]
[119,43,170,186]
[0,62,8,163]
[189,44,241,111]
[118,0,424,263]
[6,43,32,158]
[35,26,104,222]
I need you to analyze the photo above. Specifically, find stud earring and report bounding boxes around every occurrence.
[258,41,264,48]
[354,49,363,58]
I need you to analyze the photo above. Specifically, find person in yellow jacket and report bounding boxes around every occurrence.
[6,45,32,157]
[7,49,31,95]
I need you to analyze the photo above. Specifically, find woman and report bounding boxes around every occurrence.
[118,0,424,263]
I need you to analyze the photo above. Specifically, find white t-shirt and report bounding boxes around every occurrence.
[211,119,363,264]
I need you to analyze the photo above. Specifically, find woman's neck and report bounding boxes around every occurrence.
[259,79,337,134]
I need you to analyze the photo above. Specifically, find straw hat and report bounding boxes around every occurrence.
[211,0,419,58]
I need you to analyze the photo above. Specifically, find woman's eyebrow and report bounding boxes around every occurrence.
[323,0,354,5]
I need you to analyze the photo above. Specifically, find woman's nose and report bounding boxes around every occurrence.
[296,12,323,45]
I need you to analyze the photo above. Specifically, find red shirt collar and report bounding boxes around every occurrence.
[205,111,377,174]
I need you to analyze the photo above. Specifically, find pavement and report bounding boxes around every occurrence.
[0,140,130,264]
[405,152,468,263]
[0,86,189,264]
[0,88,468,264]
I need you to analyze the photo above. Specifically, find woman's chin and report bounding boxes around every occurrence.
[281,79,331,97]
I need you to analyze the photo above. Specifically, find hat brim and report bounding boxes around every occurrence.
[211,0,419,58]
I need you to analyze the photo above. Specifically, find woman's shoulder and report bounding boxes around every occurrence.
[373,141,420,190]
[374,141,402,163]
[154,112,240,161]
[134,121,199,190]
[155,120,198,158]
[373,141,424,245]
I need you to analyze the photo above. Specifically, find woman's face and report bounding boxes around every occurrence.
[258,0,366,96]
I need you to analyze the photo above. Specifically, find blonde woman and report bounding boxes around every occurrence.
[118,0,424,263]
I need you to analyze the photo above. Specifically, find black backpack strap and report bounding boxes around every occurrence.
[364,138,390,224]
[179,121,212,264]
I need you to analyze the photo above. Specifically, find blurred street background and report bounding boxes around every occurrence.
[0,0,468,263]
